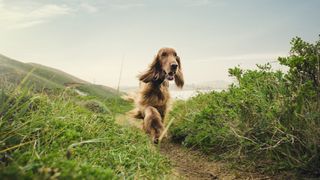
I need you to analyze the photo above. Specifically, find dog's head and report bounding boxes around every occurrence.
[139,47,184,88]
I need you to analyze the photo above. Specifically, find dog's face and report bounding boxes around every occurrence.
[139,47,184,88]
[157,48,180,81]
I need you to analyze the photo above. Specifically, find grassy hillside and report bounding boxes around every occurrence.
[0,54,118,99]
[0,87,170,179]
[169,37,320,176]
[0,54,174,179]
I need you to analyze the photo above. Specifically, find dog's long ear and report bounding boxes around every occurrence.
[175,56,184,88]
[139,55,164,83]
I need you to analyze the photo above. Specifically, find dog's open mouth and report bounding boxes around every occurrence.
[166,72,175,81]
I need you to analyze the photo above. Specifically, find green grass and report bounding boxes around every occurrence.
[172,78,319,176]
[169,37,320,177]
[0,88,170,179]
[170,69,320,175]
[0,54,171,179]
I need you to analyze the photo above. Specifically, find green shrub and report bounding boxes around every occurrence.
[82,99,110,114]
[169,36,320,175]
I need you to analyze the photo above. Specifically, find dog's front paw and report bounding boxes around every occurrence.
[153,138,159,144]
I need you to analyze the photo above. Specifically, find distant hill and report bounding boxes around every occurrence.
[0,54,119,99]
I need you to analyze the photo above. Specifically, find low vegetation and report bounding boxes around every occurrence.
[169,36,320,176]
[1,36,319,178]
[0,87,170,179]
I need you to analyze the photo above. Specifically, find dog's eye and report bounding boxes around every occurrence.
[161,52,167,57]
[174,52,177,56]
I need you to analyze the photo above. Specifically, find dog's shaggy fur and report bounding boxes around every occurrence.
[131,48,184,143]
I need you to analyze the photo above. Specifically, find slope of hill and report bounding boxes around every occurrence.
[0,54,118,99]
[0,78,170,179]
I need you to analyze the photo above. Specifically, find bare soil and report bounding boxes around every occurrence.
[159,140,271,180]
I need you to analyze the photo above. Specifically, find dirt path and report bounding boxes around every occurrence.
[116,114,270,180]
[159,140,222,180]
[159,140,271,180]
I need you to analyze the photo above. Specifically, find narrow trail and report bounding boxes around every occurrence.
[159,140,223,180]
[116,114,270,180]
[159,140,271,180]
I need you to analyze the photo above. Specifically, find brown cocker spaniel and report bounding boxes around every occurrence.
[131,48,184,144]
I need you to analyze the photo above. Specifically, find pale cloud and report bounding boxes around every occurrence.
[0,1,72,29]
[108,1,145,9]
[183,0,225,7]
[0,0,146,29]
[80,2,98,13]
[187,0,211,6]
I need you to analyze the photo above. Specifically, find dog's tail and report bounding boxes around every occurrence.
[122,92,144,119]
[128,108,144,119]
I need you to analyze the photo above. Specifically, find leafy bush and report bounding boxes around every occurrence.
[0,90,170,179]
[82,99,110,114]
[169,36,320,175]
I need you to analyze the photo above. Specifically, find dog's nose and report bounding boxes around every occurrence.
[171,63,178,70]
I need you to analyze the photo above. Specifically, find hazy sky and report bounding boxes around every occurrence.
[0,0,319,88]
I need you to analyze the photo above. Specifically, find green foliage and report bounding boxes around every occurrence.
[279,36,320,90]
[76,95,132,115]
[0,53,169,179]
[82,99,111,114]
[0,90,170,179]
[170,36,320,175]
